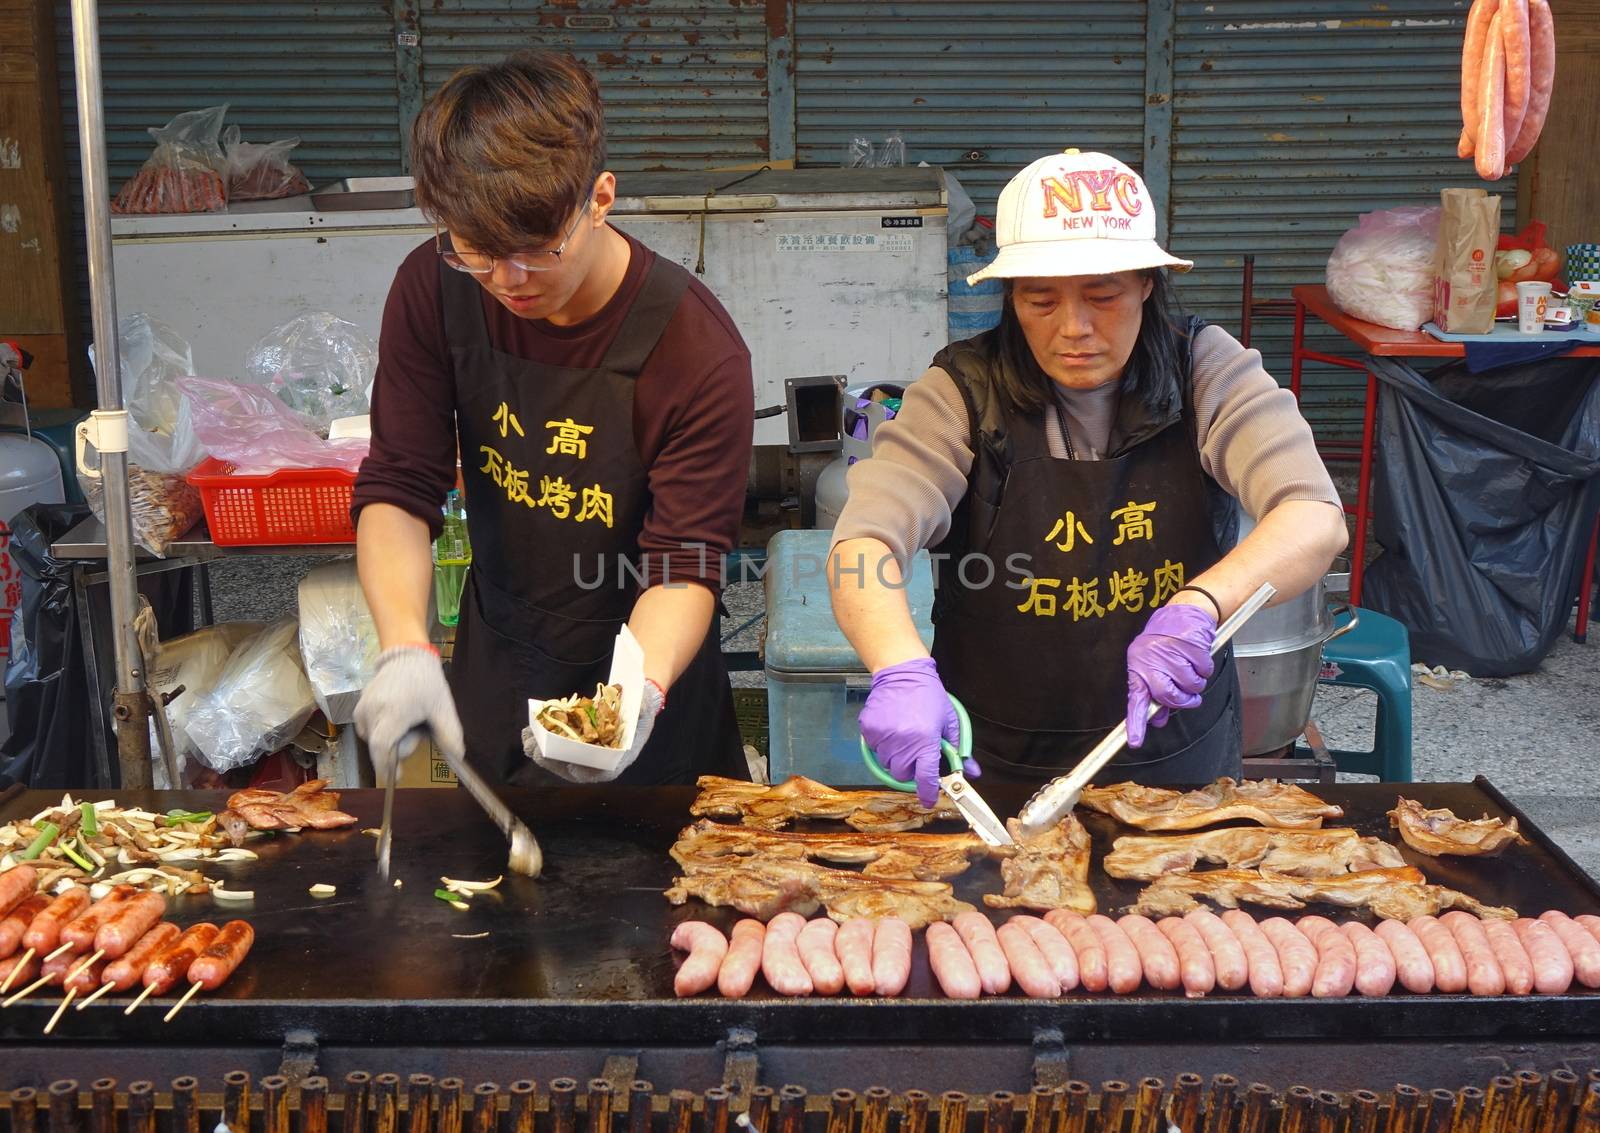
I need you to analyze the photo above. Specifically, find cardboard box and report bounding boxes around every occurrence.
[390,735,461,789]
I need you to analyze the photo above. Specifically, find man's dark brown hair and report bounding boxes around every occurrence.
[411,49,606,255]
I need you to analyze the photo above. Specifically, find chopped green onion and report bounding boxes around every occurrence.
[161,811,213,827]
[585,705,598,727]
[434,888,465,903]
[60,840,94,873]
[19,822,60,861]
[79,803,98,838]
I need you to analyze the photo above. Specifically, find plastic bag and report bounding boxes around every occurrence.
[221,126,311,202]
[875,132,906,168]
[1325,206,1441,331]
[137,604,263,787]
[183,618,317,774]
[843,136,873,169]
[111,105,229,215]
[179,376,369,474]
[296,560,378,725]
[81,315,207,556]
[244,312,376,433]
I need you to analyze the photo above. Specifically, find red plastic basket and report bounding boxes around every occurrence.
[186,457,358,546]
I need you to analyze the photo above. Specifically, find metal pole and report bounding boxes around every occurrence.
[69,0,152,787]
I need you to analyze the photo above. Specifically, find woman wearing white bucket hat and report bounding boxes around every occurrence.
[828,150,1348,803]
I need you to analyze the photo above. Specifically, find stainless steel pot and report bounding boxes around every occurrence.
[1233,574,1358,756]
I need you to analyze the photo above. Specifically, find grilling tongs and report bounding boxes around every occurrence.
[377,729,544,881]
[1014,580,1278,837]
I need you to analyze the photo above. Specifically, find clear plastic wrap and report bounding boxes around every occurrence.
[1325,206,1442,332]
[178,376,369,474]
[81,315,207,556]
[296,560,379,726]
[135,604,263,787]
[244,312,377,433]
[221,126,311,202]
[110,105,229,215]
[183,618,317,774]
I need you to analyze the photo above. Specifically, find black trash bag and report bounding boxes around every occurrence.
[2,503,194,789]
[1362,355,1600,677]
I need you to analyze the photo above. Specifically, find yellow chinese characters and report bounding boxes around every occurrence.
[1111,500,1157,546]
[479,445,613,528]
[1044,510,1094,553]
[545,418,595,459]
[1016,561,1184,620]
[493,402,525,439]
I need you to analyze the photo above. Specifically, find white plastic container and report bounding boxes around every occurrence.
[526,626,643,772]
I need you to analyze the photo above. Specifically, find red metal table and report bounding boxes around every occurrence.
[1289,285,1600,637]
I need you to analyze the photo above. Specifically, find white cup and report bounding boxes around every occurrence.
[1517,281,1553,334]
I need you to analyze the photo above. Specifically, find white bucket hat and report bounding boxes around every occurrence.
[966,149,1193,286]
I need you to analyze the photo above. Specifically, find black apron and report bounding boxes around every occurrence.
[930,350,1242,788]
[440,256,745,786]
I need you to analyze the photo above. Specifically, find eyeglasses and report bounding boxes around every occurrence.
[437,197,593,274]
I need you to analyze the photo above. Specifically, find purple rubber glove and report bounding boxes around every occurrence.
[858,657,979,808]
[1126,603,1218,749]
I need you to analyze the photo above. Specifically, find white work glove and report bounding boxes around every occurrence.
[522,679,665,784]
[354,645,465,779]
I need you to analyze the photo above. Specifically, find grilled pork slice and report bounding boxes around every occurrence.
[1103,827,1407,881]
[665,853,975,929]
[670,819,997,881]
[690,775,961,833]
[983,816,1096,914]
[1131,866,1517,922]
[223,780,359,836]
[1080,778,1344,832]
[1388,797,1526,857]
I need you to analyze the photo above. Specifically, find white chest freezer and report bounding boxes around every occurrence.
[109,168,950,448]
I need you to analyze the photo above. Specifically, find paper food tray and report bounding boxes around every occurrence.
[526,626,643,771]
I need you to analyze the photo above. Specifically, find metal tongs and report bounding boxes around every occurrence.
[377,730,543,881]
[1015,581,1278,837]
[860,693,1015,847]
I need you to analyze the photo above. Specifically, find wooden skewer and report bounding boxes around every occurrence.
[2,972,54,1008]
[44,989,76,1034]
[123,983,158,1016]
[163,980,203,1023]
[42,942,75,964]
[76,981,116,1011]
[0,947,34,994]
[67,950,104,981]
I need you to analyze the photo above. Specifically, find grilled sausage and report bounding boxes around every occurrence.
[761,913,813,997]
[835,917,878,996]
[0,951,39,990]
[1259,918,1317,998]
[101,923,181,993]
[142,923,220,996]
[797,918,845,996]
[1015,916,1079,992]
[1499,0,1532,145]
[1506,0,1556,163]
[1575,914,1600,946]
[1221,910,1284,998]
[927,922,982,1000]
[42,946,98,988]
[997,921,1060,998]
[872,917,914,997]
[1156,917,1215,998]
[0,894,51,960]
[1409,916,1468,993]
[1538,912,1600,989]
[1375,919,1436,994]
[95,892,167,961]
[954,912,1011,996]
[1440,912,1505,996]
[22,888,91,954]
[1475,8,1508,180]
[718,920,765,999]
[0,865,38,920]
[1044,909,1108,992]
[1119,914,1180,991]
[1297,916,1357,998]
[1481,919,1535,996]
[1340,922,1397,997]
[1513,918,1574,995]
[187,920,255,992]
[1086,914,1143,994]
[64,956,107,997]
[59,886,136,953]
[1185,910,1248,993]
[669,921,728,998]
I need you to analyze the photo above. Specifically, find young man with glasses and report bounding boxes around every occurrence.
[352,50,753,787]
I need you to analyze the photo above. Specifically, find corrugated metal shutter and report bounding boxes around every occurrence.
[54,0,401,341]
[1168,0,1515,441]
[418,2,771,171]
[793,1,1149,218]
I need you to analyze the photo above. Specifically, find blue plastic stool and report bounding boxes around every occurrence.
[1301,607,1413,781]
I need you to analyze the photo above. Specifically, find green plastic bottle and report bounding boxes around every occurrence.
[432,489,472,627]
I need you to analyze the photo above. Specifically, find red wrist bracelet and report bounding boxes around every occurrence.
[646,678,667,709]
[391,642,440,657]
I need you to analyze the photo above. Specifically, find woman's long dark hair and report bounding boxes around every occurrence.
[989,269,1189,419]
